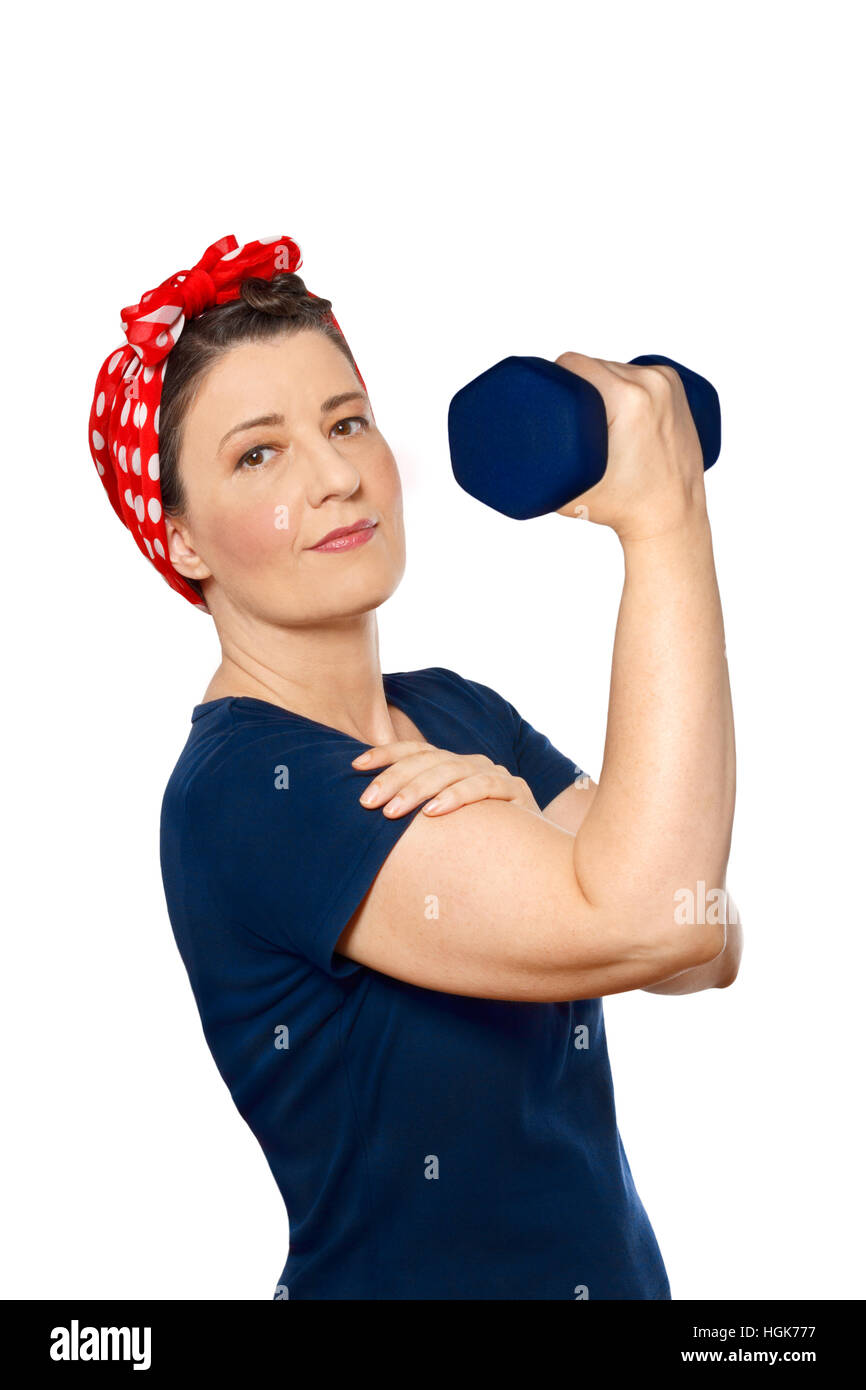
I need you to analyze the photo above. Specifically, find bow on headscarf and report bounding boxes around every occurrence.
[88,233,362,611]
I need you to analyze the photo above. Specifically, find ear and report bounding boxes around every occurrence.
[164,513,213,584]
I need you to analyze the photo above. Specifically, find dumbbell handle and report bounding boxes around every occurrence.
[448,354,721,520]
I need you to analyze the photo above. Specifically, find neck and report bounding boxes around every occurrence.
[202,608,399,746]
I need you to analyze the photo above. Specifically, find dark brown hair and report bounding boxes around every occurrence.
[159,273,361,600]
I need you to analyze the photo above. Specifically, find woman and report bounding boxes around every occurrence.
[88,232,740,1301]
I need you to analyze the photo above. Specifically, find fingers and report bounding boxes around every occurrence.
[421,771,527,817]
[556,352,682,407]
[353,746,502,818]
[553,353,648,452]
[554,351,623,404]
[367,760,495,817]
[552,351,700,532]
[351,740,431,768]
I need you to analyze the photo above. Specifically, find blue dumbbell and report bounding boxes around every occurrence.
[447,354,721,519]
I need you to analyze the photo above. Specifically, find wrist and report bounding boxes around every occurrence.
[617,497,711,551]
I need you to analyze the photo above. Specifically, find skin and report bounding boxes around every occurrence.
[165,330,741,1001]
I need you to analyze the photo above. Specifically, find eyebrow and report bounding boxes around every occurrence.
[217,392,369,453]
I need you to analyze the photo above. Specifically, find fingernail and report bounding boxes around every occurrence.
[361,784,380,804]
[384,796,404,816]
[423,798,441,813]
[354,751,372,764]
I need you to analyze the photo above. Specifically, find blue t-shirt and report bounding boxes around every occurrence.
[160,665,670,1300]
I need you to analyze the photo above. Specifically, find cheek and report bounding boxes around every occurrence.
[206,498,300,568]
[371,447,403,504]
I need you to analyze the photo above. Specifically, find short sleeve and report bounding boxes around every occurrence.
[509,704,588,810]
[188,720,428,978]
[441,668,588,812]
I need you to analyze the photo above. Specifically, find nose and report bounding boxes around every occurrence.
[301,433,362,506]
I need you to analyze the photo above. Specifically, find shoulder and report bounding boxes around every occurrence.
[395,664,518,723]
[410,668,586,812]
[161,698,352,831]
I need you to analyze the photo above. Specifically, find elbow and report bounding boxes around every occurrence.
[589,876,738,983]
[687,921,728,969]
[649,917,728,977]
[716,898,744,987]
[659,874,733,972]
[714,938,743,988]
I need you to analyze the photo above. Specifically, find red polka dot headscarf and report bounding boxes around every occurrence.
[88,233,362,611]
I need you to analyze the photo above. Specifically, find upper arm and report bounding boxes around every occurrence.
[335,793,721,1002]
[338,676,720,1000]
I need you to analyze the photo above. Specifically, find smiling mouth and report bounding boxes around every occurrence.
[309,519,378,551]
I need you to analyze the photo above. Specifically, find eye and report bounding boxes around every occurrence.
[330,416,370,438]
[235,444,278,472]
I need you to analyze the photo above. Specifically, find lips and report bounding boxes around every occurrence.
[310,518,377,549]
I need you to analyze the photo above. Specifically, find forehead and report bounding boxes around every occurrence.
[185,330,361,446]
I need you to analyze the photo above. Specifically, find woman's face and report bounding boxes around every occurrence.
[166,329,406,625]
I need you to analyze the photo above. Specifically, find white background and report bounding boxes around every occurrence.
[2,0,863,1300]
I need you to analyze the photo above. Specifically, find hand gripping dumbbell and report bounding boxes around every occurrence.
[447,354,721,519]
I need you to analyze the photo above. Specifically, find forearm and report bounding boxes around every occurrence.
[572,504,736,942]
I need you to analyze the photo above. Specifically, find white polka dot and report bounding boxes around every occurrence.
[156,332,168,347]
[134,495,145,522]
[144,538,154,558]
[91,430,104,451]
[132,448,142,475]
[124,488,134,508]
[221,247,241,260]
[96,460,105,476]
[120,399,130,427]
[108,351,123,374]
[259,235,281,244]
[154,538,165,558]
[138,402,147,427]
[147,453,160,479]
[118,446,127,472]
[132,402,140,428]
[95,392,105,417]
[143,367,154,383]
[147,497,162,524]
[154,405,160,435]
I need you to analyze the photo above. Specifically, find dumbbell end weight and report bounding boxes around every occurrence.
[447,354,721,520]
[448,356,609,520]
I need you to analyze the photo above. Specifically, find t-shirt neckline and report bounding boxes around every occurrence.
[191,670,434,746]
